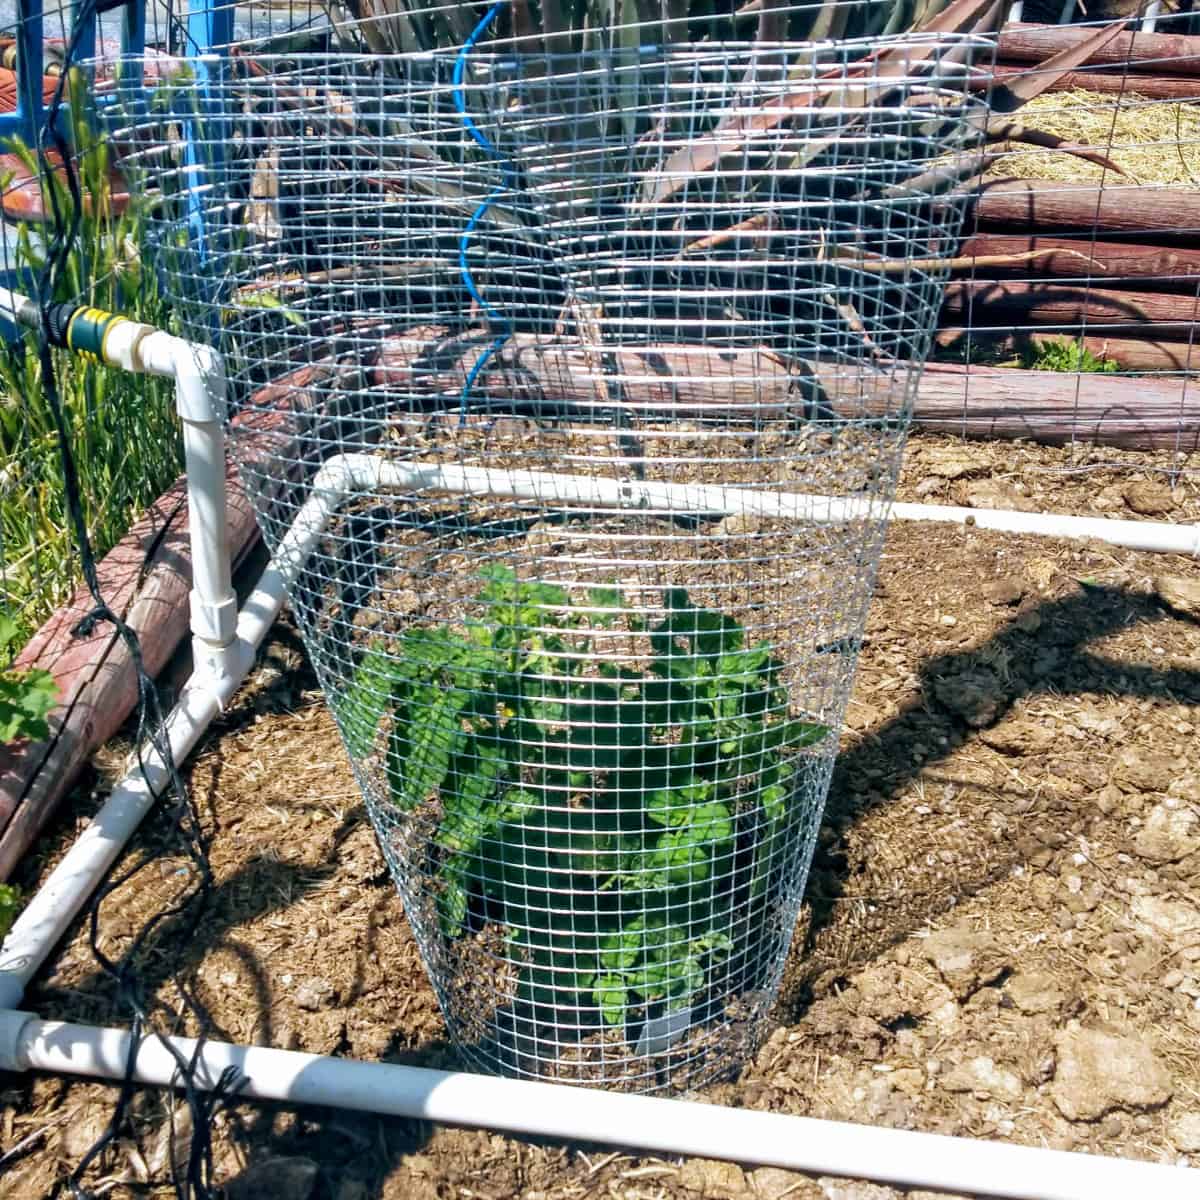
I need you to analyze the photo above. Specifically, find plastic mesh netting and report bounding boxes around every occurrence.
[98,20,987,1090]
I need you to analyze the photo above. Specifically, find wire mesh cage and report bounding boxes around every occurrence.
[85,6,992,1090]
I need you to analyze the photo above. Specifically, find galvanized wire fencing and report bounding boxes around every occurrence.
[92,6,991,1089]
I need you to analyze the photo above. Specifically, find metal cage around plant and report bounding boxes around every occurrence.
[95,9,992,1091]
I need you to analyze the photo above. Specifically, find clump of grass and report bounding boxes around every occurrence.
[0,882,19,939]
[1020,337,1119,374]
[0,71,182,659]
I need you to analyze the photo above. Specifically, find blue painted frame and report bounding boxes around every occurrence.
[0,1,232,332]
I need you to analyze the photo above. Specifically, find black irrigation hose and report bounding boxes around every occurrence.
[30,5,240,1197]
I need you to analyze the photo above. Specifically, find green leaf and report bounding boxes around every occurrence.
[396,685,473,811]
[342,646,399,758]
[436,857,470,938]
[227,289,305,327]
[599,928,641,972]
[436,738,506,853]
[0,667,57,743]
[0,882,20,940]
[651,602,744,661]
[594,974,629,1026]
[587,586,624,627]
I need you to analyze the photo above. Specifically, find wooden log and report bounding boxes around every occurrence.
[955,234,1200,291]
[935,327,1200,371]
[364,325,1199,451]
[0,464,259,882]
[997,21,1200,76]
[0,147,131,223]
[966,178,1200,242]
[975,62,1200,100]
[904,361,1199,450]
[941,279,1200,338]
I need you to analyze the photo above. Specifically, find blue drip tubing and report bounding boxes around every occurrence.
[452,1,513,426]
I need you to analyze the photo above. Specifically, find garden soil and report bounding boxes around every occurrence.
[2,432,1199,1200]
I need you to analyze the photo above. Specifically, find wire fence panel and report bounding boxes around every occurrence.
[96,8,989,1089]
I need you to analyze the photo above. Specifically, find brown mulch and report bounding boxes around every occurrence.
[1,432,1199,1200]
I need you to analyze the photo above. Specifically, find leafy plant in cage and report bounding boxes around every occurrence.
[344,566,827,1036]
[93,0,1148,1089]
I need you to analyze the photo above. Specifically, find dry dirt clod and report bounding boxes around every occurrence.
[1110,746,1176,794]
[57,1104,111,1161]
[1004,971,1067,1016]
[1170,1111,1200,1154]
[982,578,1025,606]
[1154,573,1200,619]
[147,1105,194,1180]
[817,1179,901,1200]
[922,447,981,480]
[978,719,1056,757]
[1169,774,1200,804]
[748,1166,819,1199]
[940,1055,1022,1100]
[715,513,764,538]
[1133,802,1200,864]
[678,1158,748,1197]
[957,479,1035,513]
[920,928,1009,1000]
[849,963,945,1026]
[1123,481,1177,516]
[1132,896,1200,942]
[1050,1027,1173,1121]
[932,670,1005,729]
[224,1155,319,1200]
[294,977,336,1012]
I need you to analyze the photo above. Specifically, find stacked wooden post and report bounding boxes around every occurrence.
[929,22,1200,450]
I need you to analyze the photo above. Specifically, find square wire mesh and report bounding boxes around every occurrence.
[97,23,991,1090]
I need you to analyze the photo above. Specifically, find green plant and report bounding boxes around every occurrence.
[0,882,19,940]
[346,566,826,1034]
[1021,338,1119,375]
[0,70,182,647]
[0,614,57,742]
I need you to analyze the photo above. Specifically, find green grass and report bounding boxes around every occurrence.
[0,882,19,939]
[1020,338,1120,375]
[0,72,182,661]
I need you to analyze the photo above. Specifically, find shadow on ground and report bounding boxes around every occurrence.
[15,576,1200,1198]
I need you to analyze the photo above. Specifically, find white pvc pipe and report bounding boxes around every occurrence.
[1142,0,1162,33]
[180,417,238,654]
[0,285,40,331]
[0,1014,1191,1200]
[325,454,1200,558]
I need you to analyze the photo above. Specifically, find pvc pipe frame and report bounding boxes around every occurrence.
[281,453,1200,561]
[0,1014,1189,1200]
[0,341,1196,1198]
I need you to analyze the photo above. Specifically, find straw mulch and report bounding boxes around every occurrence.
[988,88,1200,186]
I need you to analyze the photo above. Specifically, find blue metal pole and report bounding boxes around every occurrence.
[118,0,146,96]
[183,0,234,329]
[13,0,44,147]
